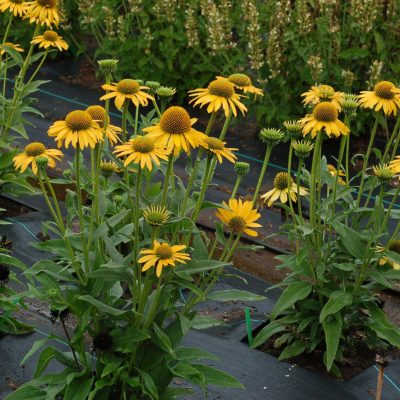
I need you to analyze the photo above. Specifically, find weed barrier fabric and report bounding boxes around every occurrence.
[0,211,53,272]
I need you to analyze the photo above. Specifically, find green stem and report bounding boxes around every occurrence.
[382,115,400,162]
[230,175,242,199]
[75,148,89,273]
[355,114,379,208]
[381,183,400,233]
[218,111,232,141]
[331,135,347,218]
[190,154,212,224]
[121,101,129,142]
[252,146,272,207]
[134,105,140,136]
[25,49,49,85]
[134,168,142,289]
[309,133,323,227]
[151,98,162,118]
[37,168,85,286]
[1,24,40,138]
[161,155,174,207]
[180,112,217,216]
[1,13,13,46]
[223,234,241,262]
[345,133,350,185]
[286,143,297,221]
[218,232,234,261]
[296,160,304,225]
[143,278,162,330]
[2,58,8,98]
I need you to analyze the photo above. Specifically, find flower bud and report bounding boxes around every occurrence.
[292,140,314,159]
[234,162,250,176]
[156,86,177,99]
[97,59,119,76]
[259,128,284,147]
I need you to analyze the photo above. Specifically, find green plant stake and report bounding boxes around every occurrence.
[245,307,253,346]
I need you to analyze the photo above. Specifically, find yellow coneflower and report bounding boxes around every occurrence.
[143,106,206,155]
[200,136,237,163]
[0,42,24,56]
[261,172,308,207]
[377,240,400,270]
[188,77,247,118]
[225,73,263,97]
[216,198,261,237]
[48,110,104,150]
[389,156,400,174]
[301,84,343,111]
[113,136,169,171]
[31,30,68,51]
[138,241,190,277]
[359,81,400,116]
[25,0,61,27]
[85,105,121,145]
[13,142,62,174]
[299,102,350,138]
[100,79,153,110]
[142,205,170,226]
[327,164,346,185]
[0,0,28,16]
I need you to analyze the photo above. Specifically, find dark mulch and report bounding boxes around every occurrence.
[257,332,400,381]
[0,196,32,218]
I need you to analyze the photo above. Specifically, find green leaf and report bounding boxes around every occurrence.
[64,375,94,400]
[112,327,150,352]
[191,364,244,388]
[339,47,369,59]
[278,340,306,360]
[322,315,342,371]
[3,385,46,400]
[191,316,227,329]
[107,210,130,227]
[152,323,173,354]
[251,320,286,349]
[78,295,127,316]
[319,291,352,322]
[175,347,219,361]
[21,335,55,365]
[206,289,265,302]
[139,370,159,399]
[333,222,367,259]
[86,265,132,283]
[192,233,209,260]
[175,259,229,274]
[270,281,312,320]
[366,303,400,347]
[35,347,57,378]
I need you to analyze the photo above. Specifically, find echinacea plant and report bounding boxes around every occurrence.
[5,58,269,398]
[253,81,400,377]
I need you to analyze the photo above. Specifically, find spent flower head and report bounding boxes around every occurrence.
[234,161,250,176]
[259,128,284,147]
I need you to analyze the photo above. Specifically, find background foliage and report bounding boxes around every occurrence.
[2,1,399,122]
